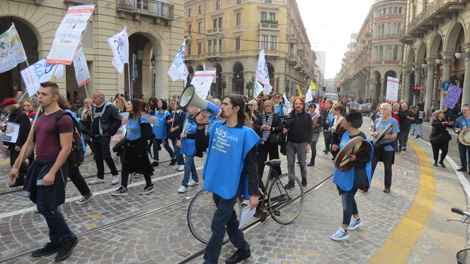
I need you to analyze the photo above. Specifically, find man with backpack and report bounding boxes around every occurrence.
[89,90,121,185]
[9,82,78,262]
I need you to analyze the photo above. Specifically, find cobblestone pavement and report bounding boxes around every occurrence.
[0,119,426,263]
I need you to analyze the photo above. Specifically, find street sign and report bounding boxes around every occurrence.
[442,81,451,91]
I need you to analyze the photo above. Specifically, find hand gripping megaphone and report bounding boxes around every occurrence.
[179,85,221,117]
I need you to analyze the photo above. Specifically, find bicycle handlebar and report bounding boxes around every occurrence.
[452,207,465,216]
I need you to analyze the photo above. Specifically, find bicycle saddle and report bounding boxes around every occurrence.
[264,159,281,166]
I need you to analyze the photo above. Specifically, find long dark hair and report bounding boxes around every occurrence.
[227,95,251,128]
[158,99,168,110]
[129,99,144,120]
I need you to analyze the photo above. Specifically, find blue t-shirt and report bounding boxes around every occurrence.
[180,114,197,156]
[126,116,149,141]
[153,110,170,139]
[373,117,400,151]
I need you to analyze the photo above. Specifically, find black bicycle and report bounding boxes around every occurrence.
[448,207,470,264]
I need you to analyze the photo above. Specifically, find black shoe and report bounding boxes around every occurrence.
[151,161,159,167]
[323,149,329,154]
[225,248,251,264]
[383,188,390,193]
[284,180,295,189]
[307,162,315,167]
[361,188,368,193]
[55,237,78,262]
[439,161,446,168]
[433,162,438,166]
[170,158,177,165]
[32,242,61,257]
[457,167,467,172]
[301,178,307,187]
[9,181,23,188]
[402,147,407,151]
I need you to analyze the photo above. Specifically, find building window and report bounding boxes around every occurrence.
[188,24,192,34]
[137,0,149,10]
[236,13,241,26]
[198,43,202,55]
[386,46,391,60]
[198,22,202,33]
[270,36,277,50]
[394,7,398,13]
[199,5,202,14]
[187,44,191,56]
[235,37,241,50]
[399,7,403,13]
[188,8,192,17]
[219,18,223,28]
[213,19,217,29]
[269,12,276,20]
[387,23,392,35]
[265,0,272,2]
[261,12,267,21]
[378,46,383,60]
[389,7,393,14]
[383,8,386,14]
[289,43,294,55]
[381,24,385,36]
[262,35,268,49]
[237,0,241,4]
[393,45,398,60]
[213,39,217,52]
[208,40,212,53]
[216,0,220,9]
[397,23,401,34]
[219,39,222,52]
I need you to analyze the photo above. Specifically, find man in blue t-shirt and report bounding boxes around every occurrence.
[370,103,400,193]
[454,105,470,172]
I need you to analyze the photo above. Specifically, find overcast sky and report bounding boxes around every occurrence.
[296,0,376,79]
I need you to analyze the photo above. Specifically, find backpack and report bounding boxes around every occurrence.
[55,111,85,167]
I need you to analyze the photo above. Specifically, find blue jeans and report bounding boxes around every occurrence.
[170,138,185,165]
[204,192,249,264]
[413,123,423,136]
[341,187,359,227]
[458,141,470,169]
[182,155,198,187]
[153,138,175,162]
[36,187,75,244]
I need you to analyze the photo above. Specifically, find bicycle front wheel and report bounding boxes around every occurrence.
[267,174,304,225]
[187,189,242,244]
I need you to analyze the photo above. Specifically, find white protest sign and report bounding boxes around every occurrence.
[263,84,272,95]
[20,58,64,96]
[256,49,270,87]
[0,23,27,74]
[386,76,399,103]
[72,44,91,87]
[108,28,129,73]
[47,5,95,65]
[3,122,20,143]
[191,69,216,99]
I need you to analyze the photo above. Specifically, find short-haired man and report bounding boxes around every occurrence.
[398,103,414,151]
[370,103,400,193]
[454,105,470,172]
[284,97,313,187]
[89,90,122,185]
[9,82,78,262]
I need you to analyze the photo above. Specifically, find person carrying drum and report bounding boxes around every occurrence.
[370,103,399,193]
[454,105,470,172]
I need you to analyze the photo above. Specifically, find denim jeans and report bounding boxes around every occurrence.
[286,141,308,179]
[309,140,318,164]
[458,141,470,169]
[92,135,118,179]
[341,187,359,227]
[182,155,198,187]
[204,192,249,264]
[36,187,75,244]
[170,138,185,165]
[153,138,175,162]
[413,123,423,136]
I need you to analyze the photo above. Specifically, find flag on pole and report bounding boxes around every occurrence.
[0,23,27,74]
[108,28,129,74]
[203,61,206,72]
[254,80,263,97]
[283,93,292,113]
[256,49,270,89]
[305,86,313,102]
[311,80,316,90]
[20,57,64,96]
[297,84,302,96]
[73,44,91,87]
[168,40,189,86]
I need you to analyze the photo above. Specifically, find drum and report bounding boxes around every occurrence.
[334,137,370,172]
[459,128,470,146]
[373,123,394,147]
[312,115,323,130]
[331,117,346,135]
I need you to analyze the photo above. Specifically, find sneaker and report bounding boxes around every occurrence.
[330,228,349,241]
[188,179,199,186]
[140,184,154,195]
[111,186,128,196]
[89,177,105,185]
[225,248,251,264]
[75,193,93,205]
[348,219,363,230]
[34,206,39,213]
[177,165,185,171]
[111,175,119,185]
[177,186,188,193]
[172,165,178,170]
[151,161,159,167]
[134,173,143,179]
[383,188,391,193]
[31,242,60,257]
[55,236,78,262]
[170,158,177,165]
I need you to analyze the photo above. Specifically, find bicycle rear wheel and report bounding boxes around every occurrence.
[267,174,304,225]
[187,189,242,244]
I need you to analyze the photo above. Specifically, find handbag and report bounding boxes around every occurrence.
[438,131,452,143]
[268,132,286,145]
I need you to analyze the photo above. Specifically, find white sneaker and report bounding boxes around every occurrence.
[111,175,119,185]
[89,177,105,185]
[172,165,178,170]
[188,179,199,186]
[177,165,185,171]
[177,186,188,193]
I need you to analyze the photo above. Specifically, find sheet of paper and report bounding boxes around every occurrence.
[238,206,256,229]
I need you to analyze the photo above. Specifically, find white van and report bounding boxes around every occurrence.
[324,93,339,103]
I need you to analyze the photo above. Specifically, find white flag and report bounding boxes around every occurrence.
[73,44,91,87]
[254,81,263,97]
[283,93,292,113]
[256,49,270,87]
[168,40,189,85]
[20,58,64,96]
[305,86,313,102]
[263,84,272,95]
[0,23,27,74]
[108,28,129,73]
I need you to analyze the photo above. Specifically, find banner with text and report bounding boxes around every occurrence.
[20,58,64,96]
[0,23,27,74]
[443,84,462,109]
[191,69,216,99]
[386,76,399,103]
[107,28,129,74]
[72,44,91,87]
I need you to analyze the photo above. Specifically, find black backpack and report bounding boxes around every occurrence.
[55,111,85,167]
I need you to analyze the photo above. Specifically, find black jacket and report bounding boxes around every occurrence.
[3,108,30,149]
[254,113,283,141]
[285,111,313,144]
[166,110,186,140]
[91,101,122,136]
[321,108,331,130]
[398,109,413,131]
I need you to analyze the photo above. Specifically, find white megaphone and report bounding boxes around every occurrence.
[179,85,221,117]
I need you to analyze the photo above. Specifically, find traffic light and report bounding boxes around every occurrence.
[322,86,326,92]
[412,86,421,94]
[337,86,340,93]
[222,81,227,89]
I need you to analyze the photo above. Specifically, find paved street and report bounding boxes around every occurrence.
[0,117,468,263]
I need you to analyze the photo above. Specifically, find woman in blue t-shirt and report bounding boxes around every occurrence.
[152,99,176,166]
[111,99,154,196]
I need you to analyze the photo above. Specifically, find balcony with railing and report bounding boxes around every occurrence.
[207,28,223,35]
[116,0,174,24]
[259,23,279,30]
[207,51,223,61]
[400,0,468,41]
[63,0,91,5]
